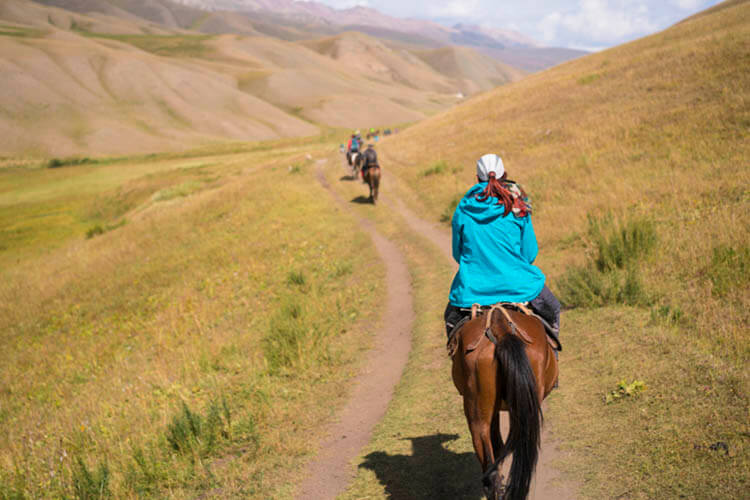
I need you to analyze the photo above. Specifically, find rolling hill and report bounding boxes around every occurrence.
[0,0,528,156]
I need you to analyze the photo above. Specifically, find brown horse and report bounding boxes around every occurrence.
[448,304,558,500]
[363,166,380,204]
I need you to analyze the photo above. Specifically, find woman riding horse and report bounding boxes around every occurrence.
[445,153,560,500]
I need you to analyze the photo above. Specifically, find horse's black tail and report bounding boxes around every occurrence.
[494,333,542,500]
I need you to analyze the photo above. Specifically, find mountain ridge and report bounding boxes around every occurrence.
[2,0,524,156]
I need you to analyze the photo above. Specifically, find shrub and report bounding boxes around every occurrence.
[71,457,111,500]
[557,214,655,308]
[650,304,684,326]
[558,266,649,308]
[287,270,306,286]
[588,213,657,272]
[165,400,230,459]
[47,157,93,169]
[86,225,105,239]
[166,402,201,455]
[440,194,462,223]
[605,379,646,404]
[707,244,749,297]
[578,73,601,85]
[86,220,127,239]
[263,299,307,371]
[420,160,449,177]
[330,261,352,278]
[124,447,165,495]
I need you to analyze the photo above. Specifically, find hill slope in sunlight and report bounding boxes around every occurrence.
[378,0,748,497]
[0,0,526,156]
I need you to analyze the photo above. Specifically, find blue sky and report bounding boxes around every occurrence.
[301,0,724,50]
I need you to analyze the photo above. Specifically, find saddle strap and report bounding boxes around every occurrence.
[465,304,533,352]
[468,302,562,352]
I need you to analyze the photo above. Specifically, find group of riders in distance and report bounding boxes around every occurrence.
[344,130,381,203]
[341,134,564,499]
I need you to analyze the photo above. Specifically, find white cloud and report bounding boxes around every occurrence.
[537,0,658,47]
[307,0,725,49]
[428,0,481,18]
[669,0,704,9]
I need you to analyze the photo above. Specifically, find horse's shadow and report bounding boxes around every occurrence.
[339,175,357,181]
[358,433,483,499]
[351,195,373,204]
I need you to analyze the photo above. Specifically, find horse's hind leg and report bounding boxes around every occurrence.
[489,411,506,498]
[464,391,500,498]
[491,410,503,460]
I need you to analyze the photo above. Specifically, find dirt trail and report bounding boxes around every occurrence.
[295,160,414,499]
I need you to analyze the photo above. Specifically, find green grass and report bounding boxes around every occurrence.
[557,213,657,308]
[47,157,96,169]
[577,73,601,85]
[0,25,44,38]
[419,160,449,177]
[706,243,749,297]
[0,143,385,498]
[75,32,215,59]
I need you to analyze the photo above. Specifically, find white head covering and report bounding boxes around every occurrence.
[476,154,505,182]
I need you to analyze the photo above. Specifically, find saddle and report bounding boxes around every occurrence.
[447,302,562,357]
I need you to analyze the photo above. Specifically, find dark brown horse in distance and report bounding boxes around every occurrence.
[363,165,380,204]
[448,304,558,499]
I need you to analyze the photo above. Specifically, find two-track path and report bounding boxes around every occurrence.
[296,160,414,499]
[297,157,575,499]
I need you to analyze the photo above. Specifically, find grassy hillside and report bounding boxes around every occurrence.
[0,138,387,498]
[376,0,749,497]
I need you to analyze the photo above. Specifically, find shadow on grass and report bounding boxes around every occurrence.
[351,195,373,205]
[359,433,482,499]
[339,175,358,181]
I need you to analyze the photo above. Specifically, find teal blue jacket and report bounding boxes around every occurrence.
[448,183,545,307]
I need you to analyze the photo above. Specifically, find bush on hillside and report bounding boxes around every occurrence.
[71,456,111,500]
[47,157,93,169]
[558,213,656,308]
[440,194,462,223]
[420,160,449,177]
[165,400,230,459]
[706,244,749,297]
[588,213,657,272]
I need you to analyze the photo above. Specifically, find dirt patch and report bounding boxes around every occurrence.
[295,160,414,499]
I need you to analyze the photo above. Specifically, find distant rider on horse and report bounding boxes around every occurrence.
[444,154,561,342]
[346,131,361,166]
[360,143,379,181]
